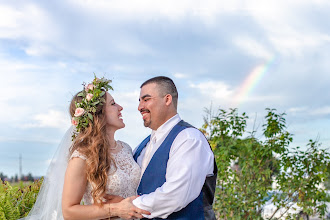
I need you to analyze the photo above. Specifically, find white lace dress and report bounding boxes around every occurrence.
[70,140,141,219]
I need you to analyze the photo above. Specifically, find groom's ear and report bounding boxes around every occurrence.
[164,94,173,106]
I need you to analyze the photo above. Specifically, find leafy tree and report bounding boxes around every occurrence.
[27,173,34,182]
[0,173,7,182]
[324,164,330,190]
[271,140,330,219]
[202,107,330,219]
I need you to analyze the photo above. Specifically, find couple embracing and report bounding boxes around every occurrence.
[22,76,217,220]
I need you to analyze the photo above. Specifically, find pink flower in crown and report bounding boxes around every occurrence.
[71,117,78,126]
[85,83,95,92]
[74,108,85,117]
[86,93,94,101]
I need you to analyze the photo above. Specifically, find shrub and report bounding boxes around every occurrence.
[202,108,330,219]
[0,179,43,219]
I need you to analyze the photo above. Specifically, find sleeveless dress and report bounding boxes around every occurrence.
[70,140,141,219]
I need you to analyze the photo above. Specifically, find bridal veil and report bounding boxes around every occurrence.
[20,126,74,220]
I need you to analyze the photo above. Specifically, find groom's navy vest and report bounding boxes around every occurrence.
[133,120,217,220]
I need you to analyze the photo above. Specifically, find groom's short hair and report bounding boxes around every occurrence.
[141,76,178,109]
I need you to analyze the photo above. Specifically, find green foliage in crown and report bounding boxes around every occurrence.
[71,74,113,139]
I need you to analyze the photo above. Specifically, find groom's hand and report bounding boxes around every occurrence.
[114,196,151,219]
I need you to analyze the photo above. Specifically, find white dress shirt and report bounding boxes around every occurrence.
[133,114,214,219]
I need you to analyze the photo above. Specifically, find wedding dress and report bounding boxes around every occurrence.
[71,140,141,205]
[20,127,141,220]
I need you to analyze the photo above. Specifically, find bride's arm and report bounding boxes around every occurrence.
[62,157,111,220]
[62,157,150,220]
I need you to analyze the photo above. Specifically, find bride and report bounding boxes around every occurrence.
[21,76,150,220]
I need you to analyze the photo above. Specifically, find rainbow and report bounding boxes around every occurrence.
[232,57,275,107]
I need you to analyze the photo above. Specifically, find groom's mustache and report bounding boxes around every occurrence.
[140,109,150,114]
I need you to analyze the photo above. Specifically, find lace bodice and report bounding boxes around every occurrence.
[70,140,141,206]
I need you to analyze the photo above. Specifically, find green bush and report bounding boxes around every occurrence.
[201,108,330,219]
[0,179,43,220]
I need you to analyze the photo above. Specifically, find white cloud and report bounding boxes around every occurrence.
[68,0,243,23]
[177,81,235,127]
[21,110,70,129]
[1,0,330,60]
[24,43,53,57]
[233,37,273,59]
[114,36,155,56]
[173,73,188,79]
[268,32,330,57]
[0,136,60,145]
[0,3,55,41]
[189,81,234,101]
[0,58,42,83]
[245,0,330,56]
[0,5,21,29]
[288,107,308,114]
[310,106,330,116]
[287,106,330,117]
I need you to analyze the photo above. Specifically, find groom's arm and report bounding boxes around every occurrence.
[132,128,214,219]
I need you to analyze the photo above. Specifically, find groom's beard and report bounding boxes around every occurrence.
[140,109,151,128]
[144,119,151,128]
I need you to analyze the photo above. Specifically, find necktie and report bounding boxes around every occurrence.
[140,134,157,177]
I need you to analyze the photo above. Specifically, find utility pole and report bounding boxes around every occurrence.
[19,154,22,181]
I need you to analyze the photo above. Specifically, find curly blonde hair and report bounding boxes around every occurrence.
[69,92,116,205]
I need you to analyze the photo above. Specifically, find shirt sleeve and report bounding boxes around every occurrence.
[132,128,214,219]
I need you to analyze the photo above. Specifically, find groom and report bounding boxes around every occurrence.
[132,76,217,219]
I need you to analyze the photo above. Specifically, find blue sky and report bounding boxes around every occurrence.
[1,0,330,178]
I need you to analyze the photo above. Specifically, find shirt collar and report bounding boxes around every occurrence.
[151,114,181,142]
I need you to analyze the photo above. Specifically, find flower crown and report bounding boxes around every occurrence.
[71,75,113,139]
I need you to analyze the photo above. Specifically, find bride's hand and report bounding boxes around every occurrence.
[100,195,123,220]
[114,196,151,219]
[103,194,124,203]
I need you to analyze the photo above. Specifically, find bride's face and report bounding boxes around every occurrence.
[105,92,125,130]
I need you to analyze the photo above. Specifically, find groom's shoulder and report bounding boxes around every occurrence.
[177,125,206,141]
